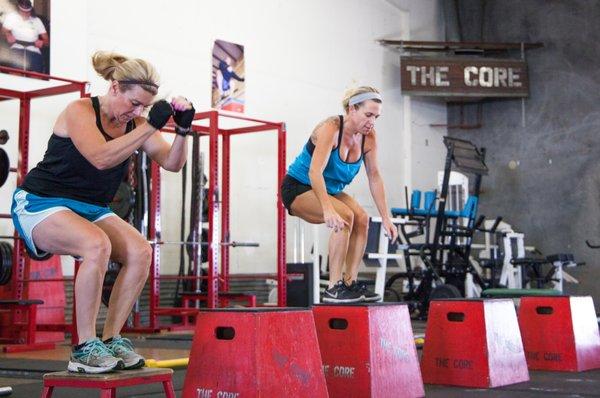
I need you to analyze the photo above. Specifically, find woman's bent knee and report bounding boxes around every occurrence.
[354,210,369,233]
[83,232,112,263]
[128,242,153,267]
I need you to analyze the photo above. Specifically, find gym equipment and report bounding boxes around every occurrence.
[421,298,529,388]
[518,296,600,371]
[429,283,461,300]
[0,299,54,353]
[41,368,175,398]
[123,110,286,334]
[385,137,488,317]
[109,182,135,219]
[285,262,314,307]
[101,261,121,307]
[363,216,406,300]
[0,242,12,286]
[145,358,189,368]
[475,220,581,295]
[481,288,561,298]
[0,129,8,145]
[313,304,424,398]
[185,228,209,263]
[0,148,9,188]
[0,66,88,348]
[182,309,328,397]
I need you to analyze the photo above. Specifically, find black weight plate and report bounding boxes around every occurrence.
[0,243,7,285]
[185,228,208,263]
[101,261,121,307]
[430,283,462,300]
[0,242,13,286]
[109,182,135,220]
[0,148,9,189]
[384,287,402,302]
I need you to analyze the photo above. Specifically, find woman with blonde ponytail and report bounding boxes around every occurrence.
[11,51,194,373]
[282,86,397,303]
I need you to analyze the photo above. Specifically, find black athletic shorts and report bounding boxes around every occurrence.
[280,175,312,215]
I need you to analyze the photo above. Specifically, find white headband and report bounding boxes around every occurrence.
[348,92,382,106]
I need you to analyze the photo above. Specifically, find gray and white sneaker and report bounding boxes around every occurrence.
[68,338,124,374]
[104,335,145,369]
[322,280,363,303]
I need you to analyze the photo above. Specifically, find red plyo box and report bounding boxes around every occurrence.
[182,308,328,398]
[313,303,424,398]
[519,295,600,371]
[421,298,529,388]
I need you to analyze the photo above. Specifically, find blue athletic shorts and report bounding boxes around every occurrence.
[11,188,116,257]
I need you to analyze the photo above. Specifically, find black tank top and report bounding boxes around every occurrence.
[20,97,136,206]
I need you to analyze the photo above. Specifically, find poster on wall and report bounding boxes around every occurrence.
[212,39,245,113]
[0,0,50,75]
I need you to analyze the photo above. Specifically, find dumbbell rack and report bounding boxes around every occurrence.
[0,65,89,349]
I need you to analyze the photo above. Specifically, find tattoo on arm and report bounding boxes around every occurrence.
[309,116,339,144]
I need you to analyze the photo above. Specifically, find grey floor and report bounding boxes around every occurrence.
[1,323,600,397]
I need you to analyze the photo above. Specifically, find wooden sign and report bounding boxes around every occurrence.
[400,57,529,98]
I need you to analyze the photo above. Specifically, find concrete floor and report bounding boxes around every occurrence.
[1,322,600,397]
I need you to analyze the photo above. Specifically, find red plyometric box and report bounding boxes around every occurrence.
[421,299,529,388]
[518,296,600,371]
[313,304,424,398]
[0,255,65,344]
[182,308,328,398]
[26,256,66,343]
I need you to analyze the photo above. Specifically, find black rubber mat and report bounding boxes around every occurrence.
[0,359,65,376]
[425,369,600,397]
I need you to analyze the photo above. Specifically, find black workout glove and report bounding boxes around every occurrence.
[147,100,173,130]
[172,103,195,137]
[173,103,195,130]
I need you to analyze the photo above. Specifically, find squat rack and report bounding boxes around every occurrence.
[0,66,89,347]
[133,110,287,331]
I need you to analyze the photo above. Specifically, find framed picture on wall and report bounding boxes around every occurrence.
[0,0,51,75]
[212,39,245,113]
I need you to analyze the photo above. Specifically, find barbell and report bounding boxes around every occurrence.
[0,235,259,248]
[150,240,259,248]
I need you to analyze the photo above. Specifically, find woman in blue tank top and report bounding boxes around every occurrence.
[11,51,195,374]
[281,86,398,303]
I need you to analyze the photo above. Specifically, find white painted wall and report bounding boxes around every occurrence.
[0,0,447,277]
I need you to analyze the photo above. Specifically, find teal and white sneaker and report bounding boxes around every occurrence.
[67,338,124,374]
[104,335,145,369]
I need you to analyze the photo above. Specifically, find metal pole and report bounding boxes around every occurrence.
[300,219,305,263]
[222,129,230,293]
[521,42,526,128]
[195,152,204,294]
[277,123,287,306]
[313,224,320,304]
[293,219,298,263]
[207,111,220,308]
[148,160,161,329]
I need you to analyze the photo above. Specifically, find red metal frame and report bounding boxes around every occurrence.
[130,110,286,331]
[0,300,55,353]
[0,66,89,348]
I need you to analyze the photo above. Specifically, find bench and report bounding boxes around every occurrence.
[41,367,175,398]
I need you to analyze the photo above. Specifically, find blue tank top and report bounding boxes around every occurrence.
[287,115,365,195]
